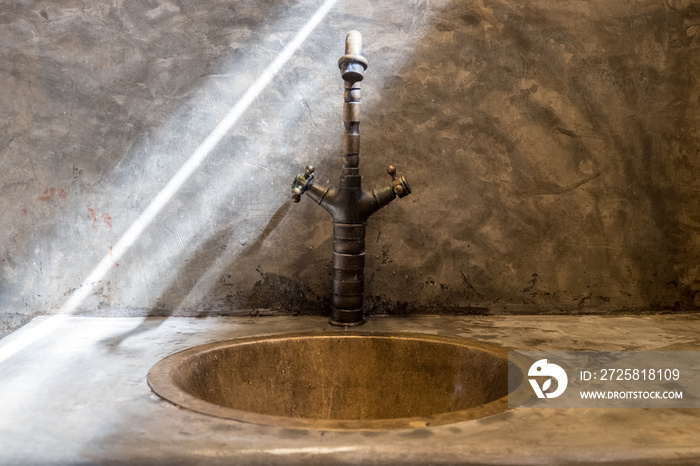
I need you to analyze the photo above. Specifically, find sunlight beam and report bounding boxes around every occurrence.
[0,0,338,365]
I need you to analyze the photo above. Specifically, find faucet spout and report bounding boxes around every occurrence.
[290,31,412,326]
[338,30,368,84]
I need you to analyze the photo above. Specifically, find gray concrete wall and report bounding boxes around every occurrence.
[2,0,699,337]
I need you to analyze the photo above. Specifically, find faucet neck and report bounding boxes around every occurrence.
[340,81,362,191]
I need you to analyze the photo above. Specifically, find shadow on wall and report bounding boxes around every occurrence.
[101,200,320,347]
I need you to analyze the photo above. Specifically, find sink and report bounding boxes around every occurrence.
[147,332,511,430]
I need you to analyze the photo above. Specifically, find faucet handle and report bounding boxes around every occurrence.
[291,165,315,203]
[387,165,411,198]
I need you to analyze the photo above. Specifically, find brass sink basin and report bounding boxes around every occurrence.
[147,332,510,430]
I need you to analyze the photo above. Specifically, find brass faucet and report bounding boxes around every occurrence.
[290,31,411,326]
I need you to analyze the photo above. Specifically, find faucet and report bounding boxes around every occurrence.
[290,30,411,327]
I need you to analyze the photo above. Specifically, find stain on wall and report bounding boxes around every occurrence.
[1,0,699,337]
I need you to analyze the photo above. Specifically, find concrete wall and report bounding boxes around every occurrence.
[2,0,699,337]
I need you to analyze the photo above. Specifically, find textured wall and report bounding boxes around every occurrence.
[2,0,699,337]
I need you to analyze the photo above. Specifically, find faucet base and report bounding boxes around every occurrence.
[329,319,365,327]
[329,308,365,327]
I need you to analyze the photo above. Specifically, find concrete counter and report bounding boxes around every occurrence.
[0,315,698,465]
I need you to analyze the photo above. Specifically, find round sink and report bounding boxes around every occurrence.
[147,332,510,430]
